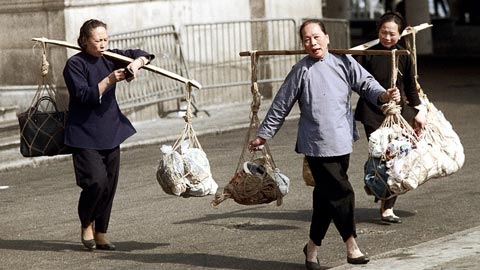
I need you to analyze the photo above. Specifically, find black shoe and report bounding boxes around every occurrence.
[303,244,321,270]
[381,215,402,223]
[81,237,96,250]
[96,243,116,251]
[347,255,370,264]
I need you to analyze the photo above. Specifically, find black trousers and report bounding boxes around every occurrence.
[72,147,120,233]
[306,154,357,246]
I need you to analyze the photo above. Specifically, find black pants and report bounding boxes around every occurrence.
[72,147,120,233]
[306,155,357,246]
[364,125,397,210]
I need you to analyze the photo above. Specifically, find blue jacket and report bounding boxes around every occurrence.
[257,51,385,157]
[63,49,154,150]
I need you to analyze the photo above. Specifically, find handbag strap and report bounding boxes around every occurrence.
[28,96,59,115]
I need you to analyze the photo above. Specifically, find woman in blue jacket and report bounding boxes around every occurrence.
[63,19,154,251]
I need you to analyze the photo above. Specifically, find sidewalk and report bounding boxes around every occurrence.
[331,225,480,270]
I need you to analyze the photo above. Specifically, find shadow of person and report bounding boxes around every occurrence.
[355,207,416,225]
[0,239,168,252]
[101,252,304,270]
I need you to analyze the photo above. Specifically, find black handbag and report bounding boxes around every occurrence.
[18,96,71,157]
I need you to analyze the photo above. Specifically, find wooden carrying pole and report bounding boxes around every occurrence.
[239,49,410,57]
[32,37,202,89]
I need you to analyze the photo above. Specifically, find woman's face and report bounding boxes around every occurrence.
[378,21,400,48]
[85,26,108,57]
[302,23,329,59]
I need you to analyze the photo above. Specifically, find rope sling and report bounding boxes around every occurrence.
[17,42,70,157]
[156,82,218,197]
[364,49,421,199]
[211,51,290,207]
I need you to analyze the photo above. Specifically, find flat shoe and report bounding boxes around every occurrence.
[381,215,402,223]
[96,243,116,250]
[81,238,96,250]
[347,255,370,264]
[303,244,321,270]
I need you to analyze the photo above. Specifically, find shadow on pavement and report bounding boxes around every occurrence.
[102,252,304,270]
[0,239,168,252]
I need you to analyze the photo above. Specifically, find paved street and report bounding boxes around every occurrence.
[0,56,479,269]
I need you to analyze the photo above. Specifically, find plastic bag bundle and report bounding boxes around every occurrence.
[419,94,465,174]
[211,157,289,207]
[365,120,446,197]
[155,83,218,197]
[157,140,218,197]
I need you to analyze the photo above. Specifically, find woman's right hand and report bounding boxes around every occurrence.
[108,69,128,84]
[248,137,266,153]
[381,87,401,103]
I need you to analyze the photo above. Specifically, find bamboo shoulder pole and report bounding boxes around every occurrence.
[32,37,202,89]
[239,49,409,57]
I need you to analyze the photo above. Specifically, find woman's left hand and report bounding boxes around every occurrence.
[414,109,428,131]
[125,57,148,82]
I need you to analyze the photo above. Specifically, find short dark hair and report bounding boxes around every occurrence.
[77,19,107,50]
[299,19,328,41]
[377,12,406,35]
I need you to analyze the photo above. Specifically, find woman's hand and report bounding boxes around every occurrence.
[248,137,266,153]
[380,87,401,104]
[413,108,428,132]
[125,57,148,82]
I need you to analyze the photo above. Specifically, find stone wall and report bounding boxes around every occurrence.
[0,0,323,117]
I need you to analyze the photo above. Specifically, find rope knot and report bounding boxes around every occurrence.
[381,101,402,115]
[41,54,49,76]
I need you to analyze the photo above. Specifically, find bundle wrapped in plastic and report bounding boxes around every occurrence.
[365,120,446,197]
[419,94,465,174]
[157,140,218,197]
[211,157,290,207]
[364,100,441,198]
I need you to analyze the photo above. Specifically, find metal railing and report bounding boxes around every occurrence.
[109,26,189,111]
[107,18,350,115]
[182,18,300,103]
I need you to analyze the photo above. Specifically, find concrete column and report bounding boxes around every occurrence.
[249,0,273,99]
[0,0,68,110]
[404,0,433,55]
[324,0,350,19]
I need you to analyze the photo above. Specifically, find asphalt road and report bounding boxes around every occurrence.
[0,56,479,270]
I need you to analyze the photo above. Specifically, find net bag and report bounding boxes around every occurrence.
[156,83,218,197]
[18,41,71,157]
[364,50,449,198]
[211,52,290,207]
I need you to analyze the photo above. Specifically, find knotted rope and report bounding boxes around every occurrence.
[211,51,285,207]
[380,49,419,142]
[404,26,426,97]
[236,51,276,172]
[30,41,57,109]
[171,81,203,152]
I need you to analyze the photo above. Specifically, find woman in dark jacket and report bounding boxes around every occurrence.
[63,19,154,250]
[354,12,427,224]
